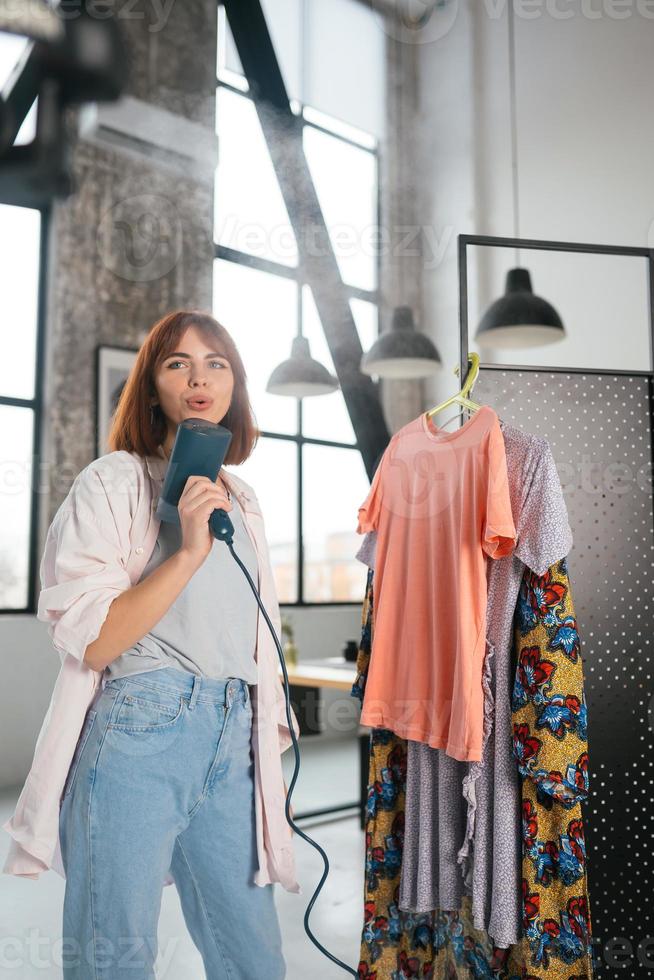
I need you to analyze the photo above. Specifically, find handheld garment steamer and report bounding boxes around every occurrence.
[155,418,358,977]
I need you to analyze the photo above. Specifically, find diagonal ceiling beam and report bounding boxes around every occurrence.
[221,0,389,479]
[1,43,41,148]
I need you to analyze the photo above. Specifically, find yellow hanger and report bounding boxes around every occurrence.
[425,352,483,420]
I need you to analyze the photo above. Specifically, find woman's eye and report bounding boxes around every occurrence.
[167,360,227,369]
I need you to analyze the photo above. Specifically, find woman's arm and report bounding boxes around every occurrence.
[84,473,233,672]
[38,459,231,668]
[84,548,202,672]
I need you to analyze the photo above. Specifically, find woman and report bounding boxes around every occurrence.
[6,310,299,979]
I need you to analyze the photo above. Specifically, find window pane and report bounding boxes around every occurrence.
[213,258,298,435]
[0,33,29,90]
[302,443,369,602]
[0,405,34,609]
[303,125,378,292]
[15,97,37,146]
[350,297,379,354]
[217,1,302,102]
[225,436,298,603]
[301,288,379,443]
[300,285,351,443]
[215,87,298,268]
[217,0,385,139]
[217,5,248,88]
[303,105,376,150]
[305,0,386,141]
[0,205,40,399]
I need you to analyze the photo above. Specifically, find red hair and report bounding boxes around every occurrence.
[107,310,259,465]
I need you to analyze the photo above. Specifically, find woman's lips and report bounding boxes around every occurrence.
[186,398,213,411]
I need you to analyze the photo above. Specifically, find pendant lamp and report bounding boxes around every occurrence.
[476,267,564,348]
[475,1,565,349]
[266,335,339,397]
[360,305,441,379]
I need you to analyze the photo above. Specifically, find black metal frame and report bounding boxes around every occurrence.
[457,233,654,381]
[0,204,49,615]
[459,233,654,975]
[217,1,389,605]
[0,41,50,616]
[457,231,654,547]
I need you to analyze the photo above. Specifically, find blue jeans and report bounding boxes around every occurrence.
[59,667,286,979]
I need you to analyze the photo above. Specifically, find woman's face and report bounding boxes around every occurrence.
[152,325,235,456]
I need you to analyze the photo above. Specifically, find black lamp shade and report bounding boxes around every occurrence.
[360,305,441,379]
[476,268,565,349]
[266,336,339,397]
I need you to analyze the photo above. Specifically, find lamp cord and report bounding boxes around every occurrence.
[508,0,521,266]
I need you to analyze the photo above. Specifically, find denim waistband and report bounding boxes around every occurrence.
[105,667,251,708]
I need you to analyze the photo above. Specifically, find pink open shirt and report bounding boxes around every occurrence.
[2,447,301,893]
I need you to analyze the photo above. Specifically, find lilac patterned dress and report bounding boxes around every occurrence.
[355,420,573,948]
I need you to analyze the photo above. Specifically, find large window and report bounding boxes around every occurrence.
[0,34,44,613]
[214,1,385,604]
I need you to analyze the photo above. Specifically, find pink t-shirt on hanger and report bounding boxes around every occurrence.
[356,404,516,762]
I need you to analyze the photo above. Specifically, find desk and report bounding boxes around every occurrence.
[278,658,369,828]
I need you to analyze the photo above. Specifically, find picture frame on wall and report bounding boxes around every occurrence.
[95,344,138,459]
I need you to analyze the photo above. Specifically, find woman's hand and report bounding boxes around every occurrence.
[177,474,233,565]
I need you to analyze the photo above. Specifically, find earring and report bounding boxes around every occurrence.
[150,404,155,426]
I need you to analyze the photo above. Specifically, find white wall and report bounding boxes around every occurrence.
[0,621,60,785]
[416,0,654,402]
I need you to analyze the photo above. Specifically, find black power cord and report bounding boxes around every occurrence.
[224,537,358,977]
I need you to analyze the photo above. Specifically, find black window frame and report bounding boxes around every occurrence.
[1,203,50,615]
[214,73,382,606]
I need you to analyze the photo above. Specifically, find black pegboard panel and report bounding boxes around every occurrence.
[475,366,654,978]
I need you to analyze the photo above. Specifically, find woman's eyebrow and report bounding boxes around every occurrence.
[165,351,227,359]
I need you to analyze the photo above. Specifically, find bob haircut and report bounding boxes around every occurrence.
[107,310,259,465]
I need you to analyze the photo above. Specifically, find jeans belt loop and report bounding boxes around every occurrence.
[188,674,201,711]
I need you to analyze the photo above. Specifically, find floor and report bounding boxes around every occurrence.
[0,736,366,979]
